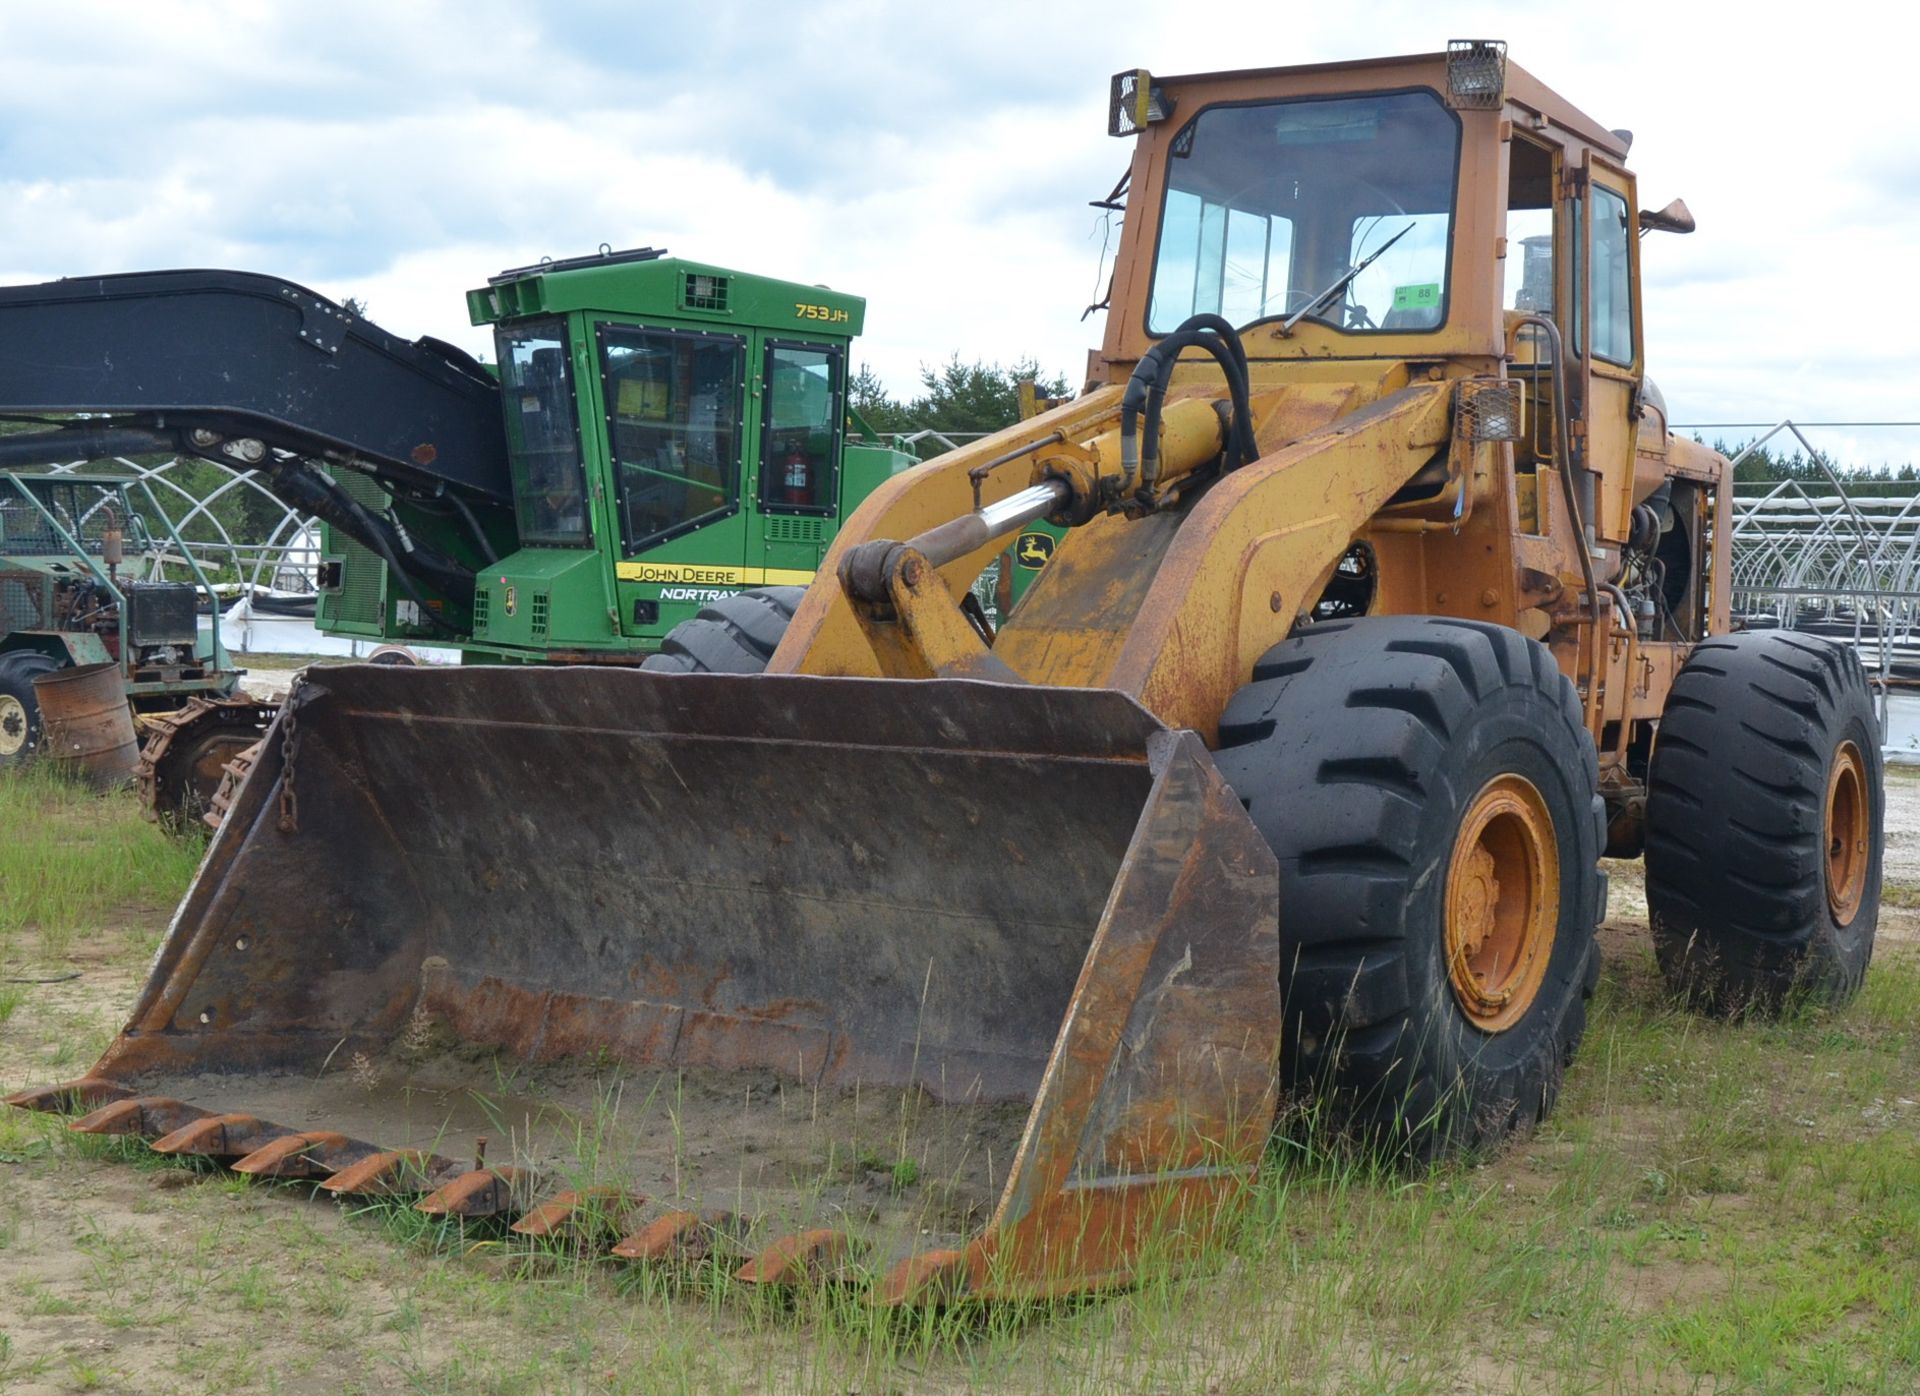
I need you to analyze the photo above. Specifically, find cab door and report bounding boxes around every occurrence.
[591,320,753,640]
[1575,151,1644,546]
[754,339,845,583]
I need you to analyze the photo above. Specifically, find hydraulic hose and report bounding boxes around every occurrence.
[419,485,501,566]
[1141,331,1257,484]
[0,423,176,467]
[253,456,468,636]
[1120,314,1257,497]
[1507,312,1607,731]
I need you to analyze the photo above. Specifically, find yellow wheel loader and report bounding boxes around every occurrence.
[11,43,1883,1304]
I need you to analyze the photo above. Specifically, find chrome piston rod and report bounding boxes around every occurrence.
[907,481,1069,571]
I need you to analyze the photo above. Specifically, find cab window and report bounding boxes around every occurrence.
[598,325,745,554]
[1153,199,1294,328]
[498,320,592,547]
[1504,137,1557,319]
[1588,185,1635,365]
[1147,89,1461,334]
[1349,211,1452,329]
[760,342,843,514]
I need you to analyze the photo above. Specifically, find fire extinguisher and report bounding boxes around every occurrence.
[782,445,810,505]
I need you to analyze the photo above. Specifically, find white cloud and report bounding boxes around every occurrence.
[1,0,1914,463]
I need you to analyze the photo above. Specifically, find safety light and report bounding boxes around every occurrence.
[1445,39,1507,110]
[1109,69,1173,137]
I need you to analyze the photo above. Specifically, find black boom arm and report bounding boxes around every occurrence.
[0,268,508,500]
[0,268,516,612]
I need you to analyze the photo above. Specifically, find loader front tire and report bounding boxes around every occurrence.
[1644,631,1880,1015]
[0,651,60,769]
[641,587,805,673]
[1214,616,1604,1154]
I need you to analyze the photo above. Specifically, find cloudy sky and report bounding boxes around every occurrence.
[2,1,1913,464]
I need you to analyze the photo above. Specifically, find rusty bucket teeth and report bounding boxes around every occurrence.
[874,1249,976,1307]
[230,1131,369,1180]
[610,1209,742,1265]
[150,1113,297,1158]
[4,1077,135,1115]
[69,1096,211,1139]
[735,1228,863,1287]
[510,1188,645,1241]
[415,1167,536,1219]
[317,1149,458,1198]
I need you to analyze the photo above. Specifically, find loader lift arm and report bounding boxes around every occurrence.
[0,269,510,609]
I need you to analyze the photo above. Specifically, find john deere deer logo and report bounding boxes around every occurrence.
[1016,531,1055,569]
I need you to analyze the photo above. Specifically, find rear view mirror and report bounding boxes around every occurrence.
[1639,198,1696,235]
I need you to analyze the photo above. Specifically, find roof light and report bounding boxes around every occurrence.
[1445,39,1507,110]
[1109,69,1172,137]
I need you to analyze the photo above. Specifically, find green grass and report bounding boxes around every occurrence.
[284,945,1920,1393]
[0,764,204,962]
[0,777,1916,1392]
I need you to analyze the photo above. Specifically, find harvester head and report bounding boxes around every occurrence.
[12,663,1280,1301]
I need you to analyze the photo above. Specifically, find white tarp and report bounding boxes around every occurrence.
[200,594,460,664]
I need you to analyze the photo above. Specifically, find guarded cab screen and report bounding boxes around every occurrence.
[598,325,745,555]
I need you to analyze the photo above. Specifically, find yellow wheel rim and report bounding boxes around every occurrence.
[1444,774,1560,1032]
[0,694,28,758]
[1825,741,1870,925]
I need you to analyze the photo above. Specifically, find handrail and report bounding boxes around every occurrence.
[1505,314,1608,734]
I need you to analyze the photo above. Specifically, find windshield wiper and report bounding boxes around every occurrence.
[1277,222,1416,336]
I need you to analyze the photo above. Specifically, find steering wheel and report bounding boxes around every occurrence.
[1241,174,1413,328]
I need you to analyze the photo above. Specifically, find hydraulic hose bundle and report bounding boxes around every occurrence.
[1120,313,1259,498]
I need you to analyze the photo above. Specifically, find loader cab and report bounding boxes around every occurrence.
[1111,59,1491,368]
[1108,46,1657,372]
[1102,46,1714,636]
[452,250,914,658]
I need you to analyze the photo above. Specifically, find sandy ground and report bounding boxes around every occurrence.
[231,657,308,702]
[1881,765,1920,886]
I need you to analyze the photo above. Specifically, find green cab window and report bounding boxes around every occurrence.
[598,325,745,555]
[498,319,591,548]
[760,342,844,514]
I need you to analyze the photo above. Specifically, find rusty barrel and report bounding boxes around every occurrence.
[32,662,138,790]
[34,664,1283,1300]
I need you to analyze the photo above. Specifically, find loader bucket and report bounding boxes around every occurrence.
[11,665,1280,1301]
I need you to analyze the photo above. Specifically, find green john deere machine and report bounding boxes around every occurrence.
[0,247,919,806]
[313,247,918,664]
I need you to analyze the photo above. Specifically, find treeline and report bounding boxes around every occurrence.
[850,356,1073,447]
[1709,438,1919,491]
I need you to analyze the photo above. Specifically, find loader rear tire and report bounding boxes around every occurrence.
[0,651,61,769]
[1644,631,1880,1015]
[1214,616,1604,1154]
[640,587,805,673]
